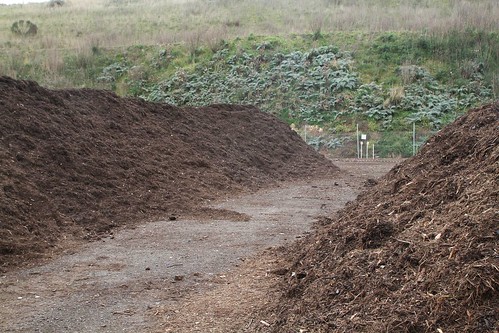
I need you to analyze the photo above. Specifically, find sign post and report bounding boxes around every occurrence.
[360,134,367,159]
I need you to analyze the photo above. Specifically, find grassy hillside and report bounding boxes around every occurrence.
[1,0,497,86]
[1,0,498,155]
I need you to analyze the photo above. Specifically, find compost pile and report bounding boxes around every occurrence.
[0,76,337,270]
[265,102,498,332]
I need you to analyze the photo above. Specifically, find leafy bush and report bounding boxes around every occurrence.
[11,20,38,37]
[131,34,495,132]
[97,62,129,83]
[143,45,359,125]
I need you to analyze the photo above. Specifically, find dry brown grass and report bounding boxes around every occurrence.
[1,0,496,52]
[0,0,496,88]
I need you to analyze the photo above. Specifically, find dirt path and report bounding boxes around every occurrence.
[0,160,397,333]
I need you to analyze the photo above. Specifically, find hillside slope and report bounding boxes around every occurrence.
[0,76,338,270]
[263,102,498,332]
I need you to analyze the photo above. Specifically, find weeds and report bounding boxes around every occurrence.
[139,38,493,133]
[1,2,497,85]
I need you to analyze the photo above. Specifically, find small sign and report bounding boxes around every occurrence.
[361,134,367,140]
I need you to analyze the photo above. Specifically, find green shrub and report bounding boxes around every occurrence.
[376,132,413,158]
[11,20,38,37]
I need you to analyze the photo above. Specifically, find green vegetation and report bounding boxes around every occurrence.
[10,20,38,37]
[0,0,497,156]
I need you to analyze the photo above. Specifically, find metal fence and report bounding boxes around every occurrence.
[296,124,437,158]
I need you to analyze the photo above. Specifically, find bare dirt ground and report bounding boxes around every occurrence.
[0,159,397,333]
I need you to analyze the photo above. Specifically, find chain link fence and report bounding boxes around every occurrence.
[295,124,437,158]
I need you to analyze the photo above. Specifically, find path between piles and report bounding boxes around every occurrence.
[0,160,396,333]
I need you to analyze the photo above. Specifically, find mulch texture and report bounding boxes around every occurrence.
[263,102,499,332]
[0,76,337,270]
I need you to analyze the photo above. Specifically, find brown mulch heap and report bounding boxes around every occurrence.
[263,102,498,332]
[0,76,337,270]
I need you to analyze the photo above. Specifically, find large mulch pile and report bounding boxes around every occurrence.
[0,76,337,270]
[262,102,498,332]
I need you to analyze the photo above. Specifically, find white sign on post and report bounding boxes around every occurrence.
[361,134,367,140]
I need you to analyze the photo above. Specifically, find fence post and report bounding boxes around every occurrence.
[412,122,416,156]
[356,123,359,158]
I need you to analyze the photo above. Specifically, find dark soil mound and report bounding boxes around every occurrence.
[0,76,337,270]
[264,102,498,332]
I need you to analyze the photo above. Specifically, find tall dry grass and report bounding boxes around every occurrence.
[1,0,496,51]
[0,0,497,87]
